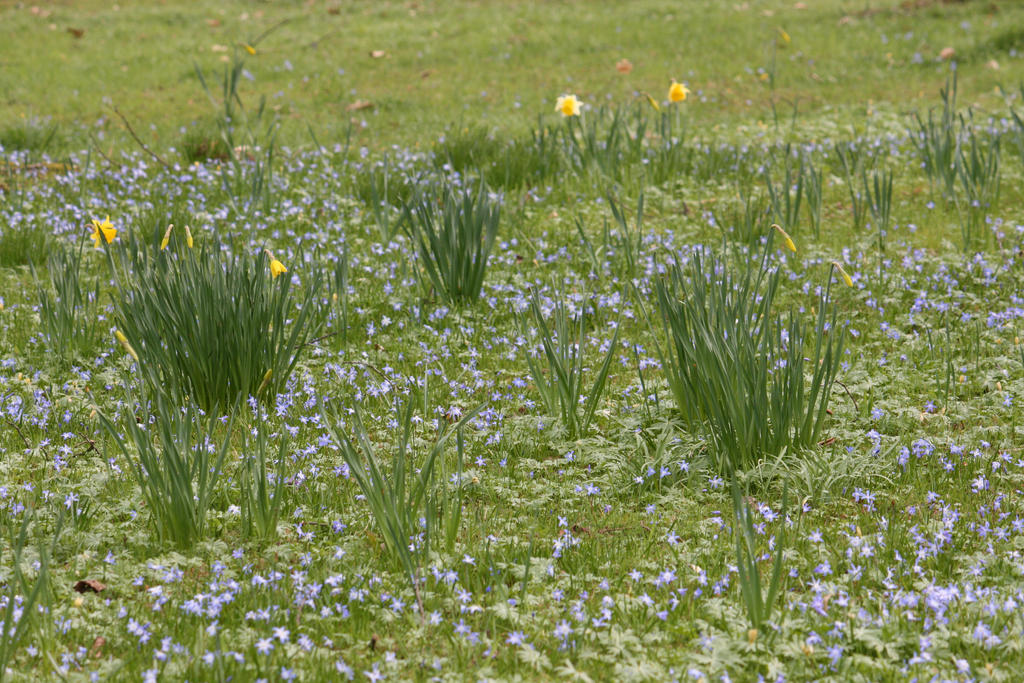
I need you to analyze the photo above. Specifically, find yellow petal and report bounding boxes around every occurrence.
[94,216,117,243]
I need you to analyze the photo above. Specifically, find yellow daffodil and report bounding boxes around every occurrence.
[160,224,174,251]
[244,43,256,55]
[265,249,287,279]
[642,92,661,112]
[771,224,797,252]
[777,27,791,45]
[89,216,116,247]
[831,261,854,288]
[555,94,581,117]
[668,80,690,104]
[184,225,194,249]
[114,330,139,363]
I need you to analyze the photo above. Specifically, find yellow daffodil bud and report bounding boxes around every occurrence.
[244,43,256,55]
[555,94,581,117]
[257,369,273,395]
[185,225,194,249]
[114,330,139,363]
[771,224,797,252]
[831,261,854,288]
[160,224,174,251]
[748,628,758,644]
[643,93,661,112]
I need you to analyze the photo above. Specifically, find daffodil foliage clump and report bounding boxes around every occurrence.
[109,231,320,413]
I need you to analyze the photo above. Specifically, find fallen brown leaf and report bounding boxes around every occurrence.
[346,99,374,112]
[67,27,84,38]
[370,50,386,59]
[73,579,106,594]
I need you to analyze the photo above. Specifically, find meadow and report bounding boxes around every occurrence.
[5,0,1024,680]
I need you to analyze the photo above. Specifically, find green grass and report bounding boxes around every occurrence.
[5,0,1024,680]
[4,0,1024,155]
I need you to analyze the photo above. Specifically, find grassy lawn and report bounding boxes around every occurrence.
[4,0,1024,152]
[4,0,1024,681]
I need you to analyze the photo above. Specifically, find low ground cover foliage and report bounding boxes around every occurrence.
[6,1,1024,680]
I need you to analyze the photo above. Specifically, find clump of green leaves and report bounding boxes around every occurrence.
[194,50,278,217]
[178,117,230,164]
[31,241,101,363]
[649,239,845,474]
[239,408,288,541]
[100,384,237,548]
[321,397,481,605]
[109,231,320,413]
[519,287,619,440]
[0,226,50,269]
[402,180,500,305]
[731,480,789,632]
[909,72,959,201]
[0,511,62,682]
[763,143,804,235]
[0,117,60,154]
[575,191,645,282]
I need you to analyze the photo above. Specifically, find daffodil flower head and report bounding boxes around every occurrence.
[184,225,194,249]
[771,224,797,252]
[264,249,288,279]
[555,94,581,117]
[89,216,117,248]
[668,80,690,104]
